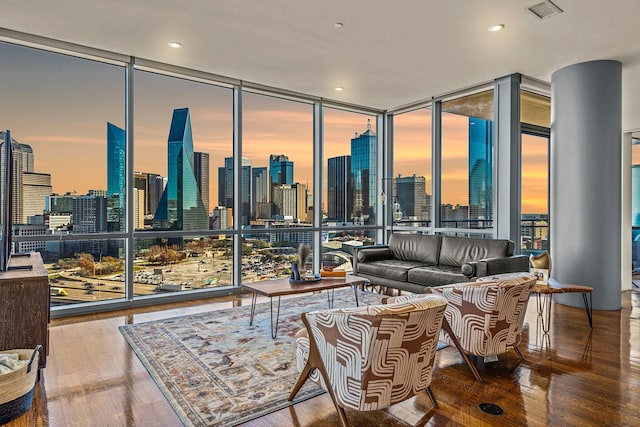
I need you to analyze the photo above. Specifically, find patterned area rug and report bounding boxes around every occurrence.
[119,288,387,426]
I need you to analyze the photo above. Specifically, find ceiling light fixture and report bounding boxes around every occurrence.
[335,87,344,92]
[488,24,505,32]
[168,42,182,48]
[334,22,344,28]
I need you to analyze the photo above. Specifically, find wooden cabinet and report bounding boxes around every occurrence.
[0,252,49,368]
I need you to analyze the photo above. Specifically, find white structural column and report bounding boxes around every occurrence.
[551,60,622,310]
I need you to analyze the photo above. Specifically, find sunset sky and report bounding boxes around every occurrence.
[0,41,548,215]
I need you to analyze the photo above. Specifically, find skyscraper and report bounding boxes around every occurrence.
[350,120,376,224]
[394,174,428,220]
[107,123,126,231]
[327,155,352,222]
[194,151,210,213]
[153,108,208,230]
[134,172,164,215]
[252,166,268,219]
[218,157,252,225]
[269,154,294,186]
[468,117,493,226]
[1,131,51,225]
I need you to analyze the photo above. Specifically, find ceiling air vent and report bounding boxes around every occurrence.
[526,1,563,20]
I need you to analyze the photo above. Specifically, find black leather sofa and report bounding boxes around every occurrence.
[352,233,530,293]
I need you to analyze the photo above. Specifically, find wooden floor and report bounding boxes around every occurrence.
[6,290,640,427]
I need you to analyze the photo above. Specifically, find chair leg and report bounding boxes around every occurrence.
[441,319,483,383]
[514,346,524,360]
[288,360,314,401]
[425,385,439,409]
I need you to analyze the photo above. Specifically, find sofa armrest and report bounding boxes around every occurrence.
[353,245,394,273]
[475,255,530,278]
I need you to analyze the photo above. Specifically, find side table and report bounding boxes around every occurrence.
[533,278,593,334]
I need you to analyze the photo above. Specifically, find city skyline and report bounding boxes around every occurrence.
[0,41,549,216]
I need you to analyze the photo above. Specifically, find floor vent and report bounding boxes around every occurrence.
[526,1,563,20]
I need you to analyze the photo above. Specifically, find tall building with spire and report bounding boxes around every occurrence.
[153,108,208,230]
[107,123,126,231]
[350,119,376,224]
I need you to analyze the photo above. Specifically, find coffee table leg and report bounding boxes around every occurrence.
[249,292,257,326]
[327,289,334,308]
[352,285,360,307]
[582,292,593,329]
[536,292,552,334]
[270,296,281,339]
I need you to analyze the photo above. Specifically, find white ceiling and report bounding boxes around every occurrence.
[2,0,640,130]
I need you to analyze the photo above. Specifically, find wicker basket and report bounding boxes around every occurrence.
[0,346,42,425]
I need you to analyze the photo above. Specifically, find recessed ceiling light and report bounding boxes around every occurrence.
[168,42,182,48]
[488,24,505,32]
[335,87,344,92]
[334,22,344,28]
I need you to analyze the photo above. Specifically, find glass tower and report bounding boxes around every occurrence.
[350,120,376,225]
[153,108,208,230]
[327,155,352,222]
[395,175,428,220]
[269,154,294,186]
[468,117,493,227]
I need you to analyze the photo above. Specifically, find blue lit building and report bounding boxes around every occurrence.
[269,154,294,186]
[107,123,125,231]
[153,108,208,230]
[350,120,376,224]
[327,155,352,222]
[468,117,493,227]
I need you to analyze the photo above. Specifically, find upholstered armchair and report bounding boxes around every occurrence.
[430,273,537,382]
[288,294,448,427]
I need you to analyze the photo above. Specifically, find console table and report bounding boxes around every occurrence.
[0,252,49,368]
[533,278,593,334]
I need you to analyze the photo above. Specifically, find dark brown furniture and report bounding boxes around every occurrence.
[0,252,49,368]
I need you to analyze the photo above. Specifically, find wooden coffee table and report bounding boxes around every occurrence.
[240,275,370,338]
[533,278,593,334]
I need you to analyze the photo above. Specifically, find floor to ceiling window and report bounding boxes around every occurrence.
[440,90,494,231]
[391,107,432,229]
[0,41,126,306]
[520,90,550,255]
[241,92,314,281]
[133,69,233,296]
[632,134,640,272]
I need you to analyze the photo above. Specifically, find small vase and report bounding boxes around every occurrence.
[291,263,301,281]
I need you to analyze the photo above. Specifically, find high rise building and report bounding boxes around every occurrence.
[1,131,50,225]
[107,123,125,198]
[293,183,308,223]
[350,120,376,224]
[134,172,165,215]
[252,166,268,219]
[327,155,352,222]
[269,154,294,186]
[22,172,52,223]
[394,175,428,220]
[468,117,493,226]
[193,152,210,213]
[272,184,296,218]
[153,108,208,230]
[218,157,251,225]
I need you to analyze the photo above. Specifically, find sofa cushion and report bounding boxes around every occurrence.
[407,265,467,286]
[438,236,512,267]
[388,234,441,265]
[357,259,428,282]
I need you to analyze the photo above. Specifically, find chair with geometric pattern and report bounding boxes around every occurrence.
[288,294,448,427]
[430,273,537,382]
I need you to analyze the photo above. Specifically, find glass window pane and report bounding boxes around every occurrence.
[392,108,432,227]
[631,136,640,271]
[134,235,233,296]
[441,90,494,229]
[521,133,549,254]
[324,108,378,226]
[241,232,314,282]
[134,70,232,231]
[241,92,313,228]
[0,42,125,233]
